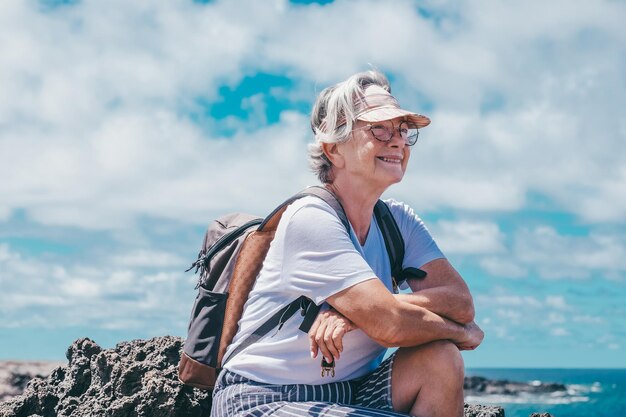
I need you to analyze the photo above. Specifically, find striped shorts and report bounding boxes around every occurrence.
[211,354,409,416]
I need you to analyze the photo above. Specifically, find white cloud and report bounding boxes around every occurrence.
[112,250,185,268]
[2,108,312,229]
[476,294,542,308]
[551,327,570,337]
[1,0,625,360]
[572,315,604,325]
[545,295,569,310]
[61,278,101,298]
[0,0,624,230]
[479,256,527,279]
[431,220,506,254]
[495,308,522,323]
[546,313,566,324]
[473,286,626,350]
[0,206,10,221]
[480,294,572,312]
[0,243,14,262]
[0,243,191,330]
[514,226,626,280]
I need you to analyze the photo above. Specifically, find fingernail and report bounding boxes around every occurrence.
[310,351,315,359]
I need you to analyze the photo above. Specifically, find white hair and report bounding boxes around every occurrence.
[308,70,391,184]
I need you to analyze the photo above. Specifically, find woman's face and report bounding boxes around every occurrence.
[336,117,411,189]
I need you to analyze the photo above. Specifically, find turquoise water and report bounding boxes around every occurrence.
[465,368,626,417]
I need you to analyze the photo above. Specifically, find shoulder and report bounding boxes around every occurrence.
[280,195,348,240]
[382,198,445,264]
[283,195,340,223]
[382,198,424,225]
[381,198,436,242]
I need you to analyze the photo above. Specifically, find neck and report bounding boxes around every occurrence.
[325,177,384,245]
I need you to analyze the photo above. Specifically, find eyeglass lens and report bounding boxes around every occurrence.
[370,121,419,145]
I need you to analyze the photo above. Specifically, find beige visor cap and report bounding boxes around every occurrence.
[354,85,431,128]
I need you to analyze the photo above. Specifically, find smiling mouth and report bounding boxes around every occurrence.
[377,157,402,164]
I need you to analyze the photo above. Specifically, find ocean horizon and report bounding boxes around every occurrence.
[465,367,626,417]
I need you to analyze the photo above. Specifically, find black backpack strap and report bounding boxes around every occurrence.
[374,200,405,283]
[223,295,316,366]
[374,200,427,289]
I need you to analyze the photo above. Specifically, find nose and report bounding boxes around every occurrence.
[389,127,406,148]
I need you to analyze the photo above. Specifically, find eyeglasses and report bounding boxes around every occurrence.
[353,120,420,146]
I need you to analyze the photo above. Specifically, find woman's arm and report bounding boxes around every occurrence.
[325,277,483,349]
[397,258,475,324]
[310,259,478,359]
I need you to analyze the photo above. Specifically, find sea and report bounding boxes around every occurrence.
[465,368,626,417]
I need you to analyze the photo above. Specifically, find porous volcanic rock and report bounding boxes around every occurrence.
[0,361,63,402]
[0,337,210,417]
[463,403,505,417]
[0,336,514,417]
[464,375,566,396]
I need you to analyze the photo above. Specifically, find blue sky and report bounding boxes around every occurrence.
[1,0,625,368]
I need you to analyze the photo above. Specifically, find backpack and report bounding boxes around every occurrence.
[177,186,426,390]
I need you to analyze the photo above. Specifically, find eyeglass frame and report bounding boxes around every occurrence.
[351,119,420,146]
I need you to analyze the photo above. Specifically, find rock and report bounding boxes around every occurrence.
[0,336,211,417]
[463,403,505,416]
[0,336,549,417]
[464,375,566,396]
[0,361,64,403]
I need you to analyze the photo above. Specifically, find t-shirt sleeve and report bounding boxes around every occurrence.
[385,199,445,270]
[279,200,377,305]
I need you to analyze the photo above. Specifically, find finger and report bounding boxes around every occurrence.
[314,320,334,363]
[323,325,341,360]
[308,317,321,359]
[331,325,345,354]
[309,338,319,359]
[308,311,332,358]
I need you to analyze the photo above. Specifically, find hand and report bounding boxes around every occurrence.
[308,307,356,363]
[454,321,484,351]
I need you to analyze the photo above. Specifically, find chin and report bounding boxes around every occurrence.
[380,173,404,188]
[391,169,406,184]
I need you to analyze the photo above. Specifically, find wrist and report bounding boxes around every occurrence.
[449,318,468,344]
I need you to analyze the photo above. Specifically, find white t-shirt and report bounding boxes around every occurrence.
[223,196,444,384]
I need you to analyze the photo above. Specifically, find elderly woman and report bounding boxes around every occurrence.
[211,71,484,417]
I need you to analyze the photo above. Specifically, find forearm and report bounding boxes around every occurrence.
[395,287,475,324]
[368,302,467,348]
[326,277,474,349]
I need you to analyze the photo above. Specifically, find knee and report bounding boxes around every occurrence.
[395,340,465,383]
[420,340,465,380]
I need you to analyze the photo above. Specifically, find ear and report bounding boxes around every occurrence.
[321,142,345,169]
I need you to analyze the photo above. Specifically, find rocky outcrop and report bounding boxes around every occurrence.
[0,361,63,403]
[0,337,211,417]
[463,403,505,417]
[0,336,548,417]
[464,375,566,396]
